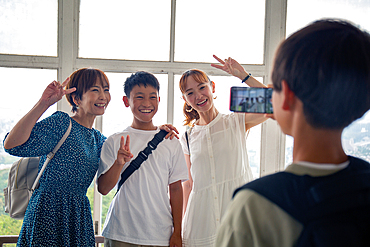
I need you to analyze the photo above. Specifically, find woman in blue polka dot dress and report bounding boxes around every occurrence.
[3,68,111,246]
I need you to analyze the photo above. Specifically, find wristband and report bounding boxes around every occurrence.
[242,73,251,83]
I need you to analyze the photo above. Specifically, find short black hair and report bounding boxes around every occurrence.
[272,19,370,129]
[124,71,160,98]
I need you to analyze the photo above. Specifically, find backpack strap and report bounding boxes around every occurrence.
[115,129,168,195]
[31,119,72,191]
[234,156,370,224]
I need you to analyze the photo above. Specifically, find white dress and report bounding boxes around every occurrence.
[180,113,253,247]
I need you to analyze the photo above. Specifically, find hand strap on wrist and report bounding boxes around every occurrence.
[242,73,252,83]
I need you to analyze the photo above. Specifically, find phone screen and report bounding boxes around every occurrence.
[230,87,273,113]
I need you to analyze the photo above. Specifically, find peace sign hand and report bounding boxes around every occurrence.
[116,135,134,166]
[41,77,76,107]
[211,54,247,80]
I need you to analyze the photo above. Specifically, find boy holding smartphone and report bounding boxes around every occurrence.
[216,19,370,247]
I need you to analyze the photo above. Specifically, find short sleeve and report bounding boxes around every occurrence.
[216,190,255,247]
[216,189,303,247]
[94,130,107,154]
[180,131,190,155]
[97,134,117,178]
[169,138,189,184]
[4,111,70,157]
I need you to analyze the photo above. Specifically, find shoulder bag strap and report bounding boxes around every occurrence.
[115,129,168,195]
[31,119,72,191]
[185,127,193,156]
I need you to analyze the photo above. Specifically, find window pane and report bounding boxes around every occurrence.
[286,0,370,35]
[342,110,370,163]
[175,0,265,64]
[0,67,57,235]
[79,0,171,61]
[285,135,293,168]
[284,114,370,167]
[0,0,57,56]
[285,0,370,166]
[173,75,263,179]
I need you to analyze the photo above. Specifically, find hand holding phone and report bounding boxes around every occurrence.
[230,87,273,114]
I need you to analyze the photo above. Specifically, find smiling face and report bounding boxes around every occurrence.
[123,84,160,130]
[76,79,110,117]
[182,75,215,114]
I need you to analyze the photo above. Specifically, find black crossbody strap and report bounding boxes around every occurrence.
[185,127,193,156]
[115,129,168,195]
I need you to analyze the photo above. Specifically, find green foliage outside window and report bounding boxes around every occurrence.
[0,168,115,238]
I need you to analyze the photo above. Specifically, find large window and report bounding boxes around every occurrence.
[0,0,282,237]
[174,0,265,64]
[285,0,370,166]
[79,0,171,61]
[0,67,57,235]
[0,0,57,56]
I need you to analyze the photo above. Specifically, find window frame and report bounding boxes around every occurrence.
[0,0,288,235]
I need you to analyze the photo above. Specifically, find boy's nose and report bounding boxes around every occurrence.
[142,98,151,107]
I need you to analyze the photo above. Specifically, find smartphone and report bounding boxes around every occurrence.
[230,86,273,113]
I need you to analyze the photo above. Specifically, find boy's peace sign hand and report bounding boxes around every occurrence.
[41,77,76,107]
[116,135,134,166]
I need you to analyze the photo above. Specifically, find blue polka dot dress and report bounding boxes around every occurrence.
[4,111,106,247]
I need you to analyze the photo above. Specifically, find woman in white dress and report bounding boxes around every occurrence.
[179,55,268,247]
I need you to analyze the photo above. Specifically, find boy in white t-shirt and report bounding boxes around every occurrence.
[97,71,188,247]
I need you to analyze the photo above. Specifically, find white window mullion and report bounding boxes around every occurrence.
[57,0,78,114]
[260,0,287,177]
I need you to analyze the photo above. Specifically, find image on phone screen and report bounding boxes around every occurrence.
[230,87,273,114]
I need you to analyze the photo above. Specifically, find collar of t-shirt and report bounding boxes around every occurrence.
[294,160,350,170]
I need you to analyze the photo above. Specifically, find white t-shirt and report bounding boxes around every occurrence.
[180,113,253,247]
[98,127,188,246]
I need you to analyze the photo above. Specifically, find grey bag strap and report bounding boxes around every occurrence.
[31,119,72,191]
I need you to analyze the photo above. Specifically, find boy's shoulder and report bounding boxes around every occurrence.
[106,128,130,139]
[105,127,182,149]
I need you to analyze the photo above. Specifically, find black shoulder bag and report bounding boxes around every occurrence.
[115,129,168,195]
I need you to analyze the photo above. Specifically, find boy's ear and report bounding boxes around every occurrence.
[158,96,160,102]
[123,96,130,107]
[211,81,215,93]
[281,80,296,110]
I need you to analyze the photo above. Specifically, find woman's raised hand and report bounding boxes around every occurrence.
[211,55,248,80]
[41,77,76,107]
